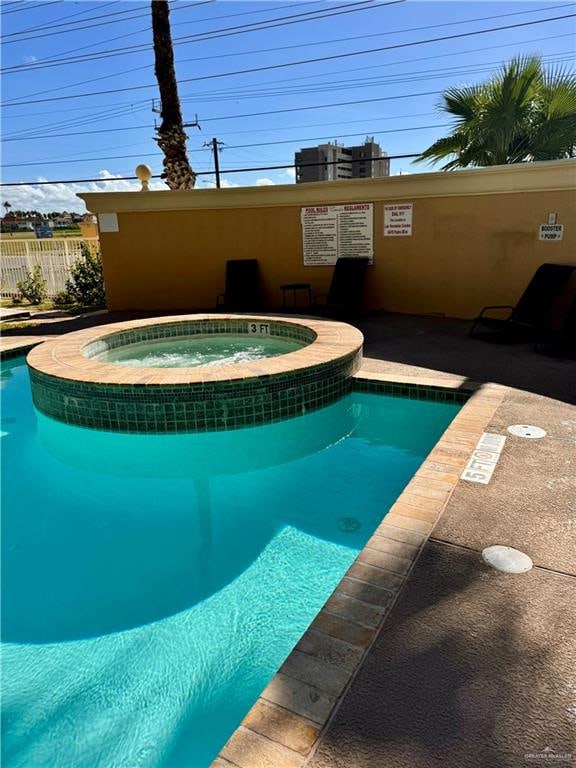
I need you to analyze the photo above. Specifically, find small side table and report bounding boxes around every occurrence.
[280,282,312,307]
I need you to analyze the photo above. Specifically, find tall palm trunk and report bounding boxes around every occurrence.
[151,0,196,189]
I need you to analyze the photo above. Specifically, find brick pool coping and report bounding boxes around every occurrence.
[1,336,506,766]
[25,315,362,384]
[25,315,363,432]
[213,371,507,768]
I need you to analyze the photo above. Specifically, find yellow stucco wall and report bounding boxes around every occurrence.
[79,160,576,319]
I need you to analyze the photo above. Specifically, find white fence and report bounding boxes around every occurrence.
[0,238,99,298]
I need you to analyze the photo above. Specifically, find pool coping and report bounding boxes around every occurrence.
[212,370,507,768]
[25,314,363,385]
[0,336,54,361]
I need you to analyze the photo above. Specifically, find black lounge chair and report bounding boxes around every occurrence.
[216,259,261,310]
[470,263,576,343]
[312,257,370,318]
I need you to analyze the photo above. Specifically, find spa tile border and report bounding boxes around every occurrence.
[212,373,507,768]
[26,315,363,432]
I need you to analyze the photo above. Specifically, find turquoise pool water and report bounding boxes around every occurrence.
[95,334,305,368]
[1,356,460,768]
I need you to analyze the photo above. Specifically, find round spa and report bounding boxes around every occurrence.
[27,315,363,433]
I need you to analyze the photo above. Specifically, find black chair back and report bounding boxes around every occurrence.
[327,257,370,308]
[224,259,260,309]
[513,263,576,326]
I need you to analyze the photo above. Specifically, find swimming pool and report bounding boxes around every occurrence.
[1,355,460,767]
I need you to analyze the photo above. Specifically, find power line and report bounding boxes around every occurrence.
[1,1,61,16]
[1,119,452,167]
[5,45,575,143]
[1,0,214,44]
[5,3,568,105]
[4,31,572,120]
[4,1,320,82]
[2,11,573,105]
[1,0,391,73]
[2,90,444,141]
[2,112,438,167]
[0,153,424,186]
[1,6,151,43]
[2,0,315,41]
[175,53,575,104]
[0,3,326,108]
[2,1,118,36]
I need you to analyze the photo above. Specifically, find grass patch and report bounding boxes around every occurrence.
[2,299,100,313]
[0,321,37,330]
[0,229,81,239]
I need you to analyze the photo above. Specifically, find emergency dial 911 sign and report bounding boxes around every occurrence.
[384,203,413,236]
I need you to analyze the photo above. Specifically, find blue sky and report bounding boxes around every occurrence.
[1,0,575,211]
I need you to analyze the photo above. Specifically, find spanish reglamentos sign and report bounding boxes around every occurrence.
[301,203,373,265]
[383,202,413,236]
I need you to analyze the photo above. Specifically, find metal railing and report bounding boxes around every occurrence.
[0,237,99,298]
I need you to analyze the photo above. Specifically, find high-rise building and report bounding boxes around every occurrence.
[295,137,389,183]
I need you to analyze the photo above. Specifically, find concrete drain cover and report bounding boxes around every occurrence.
[482,545,533,573]
[507,424,547,439]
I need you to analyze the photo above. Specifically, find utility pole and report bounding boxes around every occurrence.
[204,138,225,188]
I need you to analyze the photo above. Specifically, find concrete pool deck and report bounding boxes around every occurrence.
[2,311,575,767]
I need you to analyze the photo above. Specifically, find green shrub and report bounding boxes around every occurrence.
[65,243,105,307]
[16,264,47,305]
[53,290,74,307]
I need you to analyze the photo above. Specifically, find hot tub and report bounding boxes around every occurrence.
[27,315,363,433]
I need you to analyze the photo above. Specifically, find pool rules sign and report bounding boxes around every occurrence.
[301,203,373,265]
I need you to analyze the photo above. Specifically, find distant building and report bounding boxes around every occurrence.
[295,137,390,183]
[0,215,36,231]
[53,212,74,228]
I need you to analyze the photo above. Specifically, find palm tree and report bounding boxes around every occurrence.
[3,201,12,214]
[151,0,196,189]
[417,56,576,170]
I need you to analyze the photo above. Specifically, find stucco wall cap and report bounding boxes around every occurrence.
[78,159,576,213]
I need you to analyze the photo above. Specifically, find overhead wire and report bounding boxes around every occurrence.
[5,51,574,144]
[3,31,573,119]
[2,0,119,35]
[3,1,315,75]
[1,0,392,72]
[0,153,424,186]
[1,1,61,16]
[4,2,569,102]
[2,118,452,167]
[2,12,574,106]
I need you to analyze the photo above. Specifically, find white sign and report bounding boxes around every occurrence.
[384,203,413,236]
[98,212,119,233]
[461,432,506,484]
[301,203,373,265]
[539,224,564,241]
[248,322,270,335]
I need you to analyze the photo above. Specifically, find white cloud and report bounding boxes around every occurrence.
[283,168,296,180]
[255,178,275,186]
[22,55,37,64]
[1,170,169,213]
[200,176,240,189]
